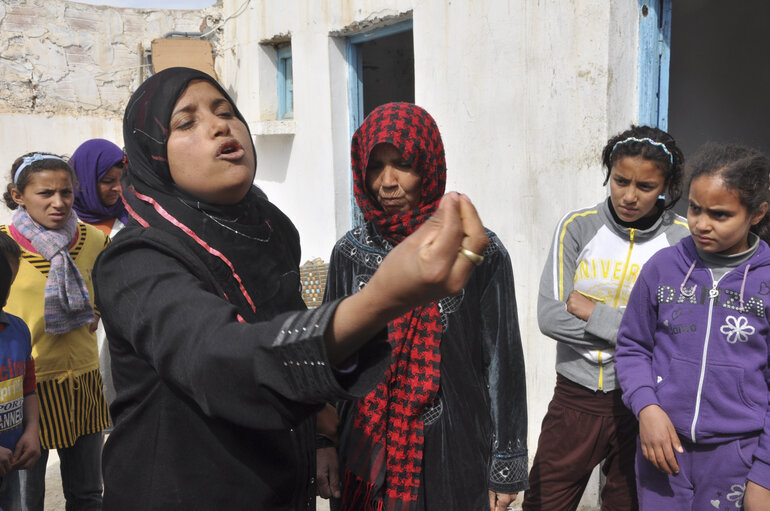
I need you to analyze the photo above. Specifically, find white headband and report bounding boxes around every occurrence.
[14,153,67,184]
[611,137,674,166]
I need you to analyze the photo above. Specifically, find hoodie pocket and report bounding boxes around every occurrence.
[655,356,699,434]
[735,435,760,469]
[697,360,764,437]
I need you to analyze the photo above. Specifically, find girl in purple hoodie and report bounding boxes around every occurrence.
[616,143,770,510]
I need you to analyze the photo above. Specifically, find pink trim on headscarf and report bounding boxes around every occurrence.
[128,187,257,314]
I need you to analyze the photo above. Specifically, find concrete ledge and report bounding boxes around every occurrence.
[252,119,296,136]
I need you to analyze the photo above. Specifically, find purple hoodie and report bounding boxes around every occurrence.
[616,235,770,488]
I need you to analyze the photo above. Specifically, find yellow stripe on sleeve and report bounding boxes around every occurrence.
[557,210,598,301]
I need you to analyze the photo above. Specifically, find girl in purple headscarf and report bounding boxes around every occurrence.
[70,139,128,236]
[69,138,127,407]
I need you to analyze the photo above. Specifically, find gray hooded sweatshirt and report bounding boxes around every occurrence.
[538,199,689,392]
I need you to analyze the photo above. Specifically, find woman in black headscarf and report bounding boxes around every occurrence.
[93,67,488,510]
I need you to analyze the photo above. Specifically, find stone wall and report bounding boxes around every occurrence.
[0,0,223,224]
[0,0,222,119]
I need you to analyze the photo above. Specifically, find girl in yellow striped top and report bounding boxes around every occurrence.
[1,152,109,510]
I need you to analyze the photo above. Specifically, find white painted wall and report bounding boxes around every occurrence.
[219,0,416,264]
[0,113,123,224]
[220,1,643,507]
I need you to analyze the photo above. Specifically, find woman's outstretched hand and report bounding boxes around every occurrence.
[369,192,488,308]
[326,192,488,363]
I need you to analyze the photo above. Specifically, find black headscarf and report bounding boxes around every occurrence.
[121,67,304,321]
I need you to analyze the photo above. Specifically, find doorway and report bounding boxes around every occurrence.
[347,20,415,225]
[640,0,770,214]
[668,0,770,158]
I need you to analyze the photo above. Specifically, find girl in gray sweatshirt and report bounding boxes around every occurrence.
[523,126,689,511]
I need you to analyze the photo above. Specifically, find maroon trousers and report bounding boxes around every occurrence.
[522,374,639,511]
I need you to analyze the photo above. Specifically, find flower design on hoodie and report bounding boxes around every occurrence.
[726,482,745,508]
[720,315,755,344]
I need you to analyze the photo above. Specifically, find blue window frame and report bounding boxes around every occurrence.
[638,0,672,129]
[277,45,293,119]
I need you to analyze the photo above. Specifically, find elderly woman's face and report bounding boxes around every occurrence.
[365,143,421,215]
[166,80,256,205]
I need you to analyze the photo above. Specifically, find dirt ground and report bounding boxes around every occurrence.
[43,450,65,510]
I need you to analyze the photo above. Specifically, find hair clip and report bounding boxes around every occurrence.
[14,153,66,184]
[611,137,674,166]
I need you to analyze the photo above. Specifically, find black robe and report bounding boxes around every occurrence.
[328,223,529,510]
[94,219,389,510]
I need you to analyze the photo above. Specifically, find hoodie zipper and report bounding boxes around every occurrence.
[597,228,637,390]
[690,269,725,442]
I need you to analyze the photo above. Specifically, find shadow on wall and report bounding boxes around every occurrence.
[254,135,293,183]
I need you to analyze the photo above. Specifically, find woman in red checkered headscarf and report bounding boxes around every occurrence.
[350,102,447,243]
[317,103,529,511]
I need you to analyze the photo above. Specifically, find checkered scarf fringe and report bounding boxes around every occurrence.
[342,103,446,510]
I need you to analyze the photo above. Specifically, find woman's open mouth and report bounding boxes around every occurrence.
[217,140,245,161]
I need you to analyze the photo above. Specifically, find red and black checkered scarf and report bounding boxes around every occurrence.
[342,103,446,511]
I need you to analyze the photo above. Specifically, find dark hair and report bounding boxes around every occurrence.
[687,142,770,242]
[3,152,77,210]
[0,232,20,265]
[601,125,684,211]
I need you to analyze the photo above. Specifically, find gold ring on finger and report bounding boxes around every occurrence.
[458,247,484,266]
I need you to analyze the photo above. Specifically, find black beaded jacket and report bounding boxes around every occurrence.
[329,223,529,508]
